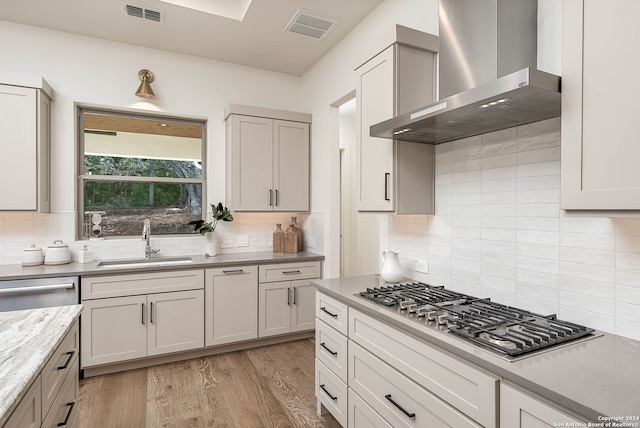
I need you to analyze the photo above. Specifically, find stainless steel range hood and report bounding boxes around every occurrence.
[371,0,561,145]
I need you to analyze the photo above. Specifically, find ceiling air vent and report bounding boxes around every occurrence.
[122,3,165,23]
[284,9,340,40]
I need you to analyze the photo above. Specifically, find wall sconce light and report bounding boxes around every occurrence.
[135,69,155,99]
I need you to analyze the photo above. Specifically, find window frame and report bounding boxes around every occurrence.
[77,106,207,239]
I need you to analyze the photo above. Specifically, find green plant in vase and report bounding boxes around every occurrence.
[188,202,234,235]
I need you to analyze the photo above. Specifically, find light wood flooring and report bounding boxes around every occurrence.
[76,338,340,428]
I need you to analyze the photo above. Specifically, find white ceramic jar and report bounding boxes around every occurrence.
[22,244,44,266]
[44,240,71,265]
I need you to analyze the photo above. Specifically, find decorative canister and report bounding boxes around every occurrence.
[290,216,302,249]
[273,224,285,253]
[285,223,299,253]
[22,244,44,266]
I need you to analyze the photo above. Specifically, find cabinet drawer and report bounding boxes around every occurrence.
[316,292,348,336]
[349,341,481,428]
[3,375,41,428]
[82,269,204,299]
[42,320,78,419]
[42,355,78,428]
[348,388,393,428]
[315,359,347,427]
[259,261,320,283]
[349,309,497,428]
[315,319,347,382]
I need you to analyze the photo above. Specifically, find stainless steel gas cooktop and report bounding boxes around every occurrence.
[358,282,599,361]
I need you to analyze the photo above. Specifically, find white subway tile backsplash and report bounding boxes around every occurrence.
[451,237,482,252]
[482,204,517,217]
[516,175,560,191]
[517,242,560,260]
[518,117,561,137]
[615,235,640,254]
[451,226,481,239]
[482,140,518,158]
[560,217,616,235]
[482,153,518,169]
[481,228,516,242]
[615,218,640,236]
[561,247,616,268]
[616,285,640,306]
[559,276,615,300]
[517,189,560,204]
[558,305,614,334]
[482,178,517,192]
[452,170,482,183]
[516,203,561,218]
[516,217,560,232]
[452,258,481,274]
[616,252,640,270]
[515,295,558,316]
[517,147,561,165]
[482,127,518,146]
[481,263,515,280]
[482,250,516,267]
[452,159,482,173]
[614,319,640,341]
[516,282,559,303]
[452,181,482,194]
[614,302,640,323]
[452,193,482,205]
[516,256,560,274]
[451,269,481,285]
[482,191,517,204]
[517,132,561,152]
[517,160,560,178]
[516,269,560,288]
[616,269,640,288]
[481,165,517,181]
[562,232,616,251]
[559,261,615,284]
[481,239,517,255]
[482,216,517,229]
[517,230,560,246]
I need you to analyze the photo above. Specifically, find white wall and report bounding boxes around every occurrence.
[300,0,439,278]
[0,20,312,263]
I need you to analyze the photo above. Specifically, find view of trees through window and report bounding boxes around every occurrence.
[79,110,206,238]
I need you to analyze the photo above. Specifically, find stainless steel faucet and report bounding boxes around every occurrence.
[142,219,160,259]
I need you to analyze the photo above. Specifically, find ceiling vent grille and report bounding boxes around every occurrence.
[284,9,340,40]
[122,3,165,23]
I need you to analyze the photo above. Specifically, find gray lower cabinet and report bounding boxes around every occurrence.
[81,270,205,367]
[258,261,321,338]
[205,266,258,346]
[500,383,584,428]
[3,321,79,428]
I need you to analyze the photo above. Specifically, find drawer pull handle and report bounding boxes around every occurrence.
[385,394,415,419]
[142,303,145,325]
[293,286,297,305]
[282,270,301,275]
[151,302,154,323]
[320,384,338,401]
[320,307,338,318]
[57,351,75,370]
[320,342,337,356]
[57,401,75,426]
[222,269,245,274]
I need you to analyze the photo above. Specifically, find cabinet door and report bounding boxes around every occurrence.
[3,375,41,428]
[562,0,640,209]
[205,266,258,346]
[147,289,205,356]
[273,120,310,212]
[228,115,274,211]
[356,46,394,211]
[501,383,584,427]
[290,280,315,332]
[348,388,393,428]
[258,281,291,337]
[81,295,147,367]
[0,84,37,210]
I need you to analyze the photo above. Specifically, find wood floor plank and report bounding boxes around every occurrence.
[77,338,340,428]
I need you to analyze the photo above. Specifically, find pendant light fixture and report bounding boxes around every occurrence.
[135,69,156,99]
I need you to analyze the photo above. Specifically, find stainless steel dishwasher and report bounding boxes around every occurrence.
[0,276,79,311]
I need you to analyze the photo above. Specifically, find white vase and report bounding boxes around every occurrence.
[205,231,218,257]
[381,250,403,283]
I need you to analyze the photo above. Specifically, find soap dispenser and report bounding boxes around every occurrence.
[78,244,93,264]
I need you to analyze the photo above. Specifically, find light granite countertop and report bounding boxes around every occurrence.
[0,305,83,427]
[0,251,324,281]
[312,274,640,423]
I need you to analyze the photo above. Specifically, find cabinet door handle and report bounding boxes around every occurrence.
[320,342,337,356]
[385,394,415,418]
[57,351,75,370]
[320,384,338,401]
[384,172,390,201]
[287,287,291,305]
[222,269,244,274]
[275,189,278,206]
[320,307,338,318]
[57,402,75,426]
[150,302,154,323]
[142,303,145,325]
[269,189,273,206]
[282,270,301,275]
[293,286,297,305]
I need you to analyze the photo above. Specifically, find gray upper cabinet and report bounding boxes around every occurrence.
[225,104,310,212]
[0,76,52,212]
[561,0,640,210]
[355,26,438,213]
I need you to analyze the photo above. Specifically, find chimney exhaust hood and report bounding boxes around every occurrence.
[371,0,561,145]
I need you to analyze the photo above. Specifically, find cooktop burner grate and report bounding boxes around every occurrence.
[358,282,595,357]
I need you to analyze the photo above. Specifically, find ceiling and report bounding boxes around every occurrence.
[0,0,383,76]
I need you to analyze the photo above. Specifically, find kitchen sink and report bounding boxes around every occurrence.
[97,256,194,269]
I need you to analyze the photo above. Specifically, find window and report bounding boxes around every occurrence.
[78,108,206,238]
